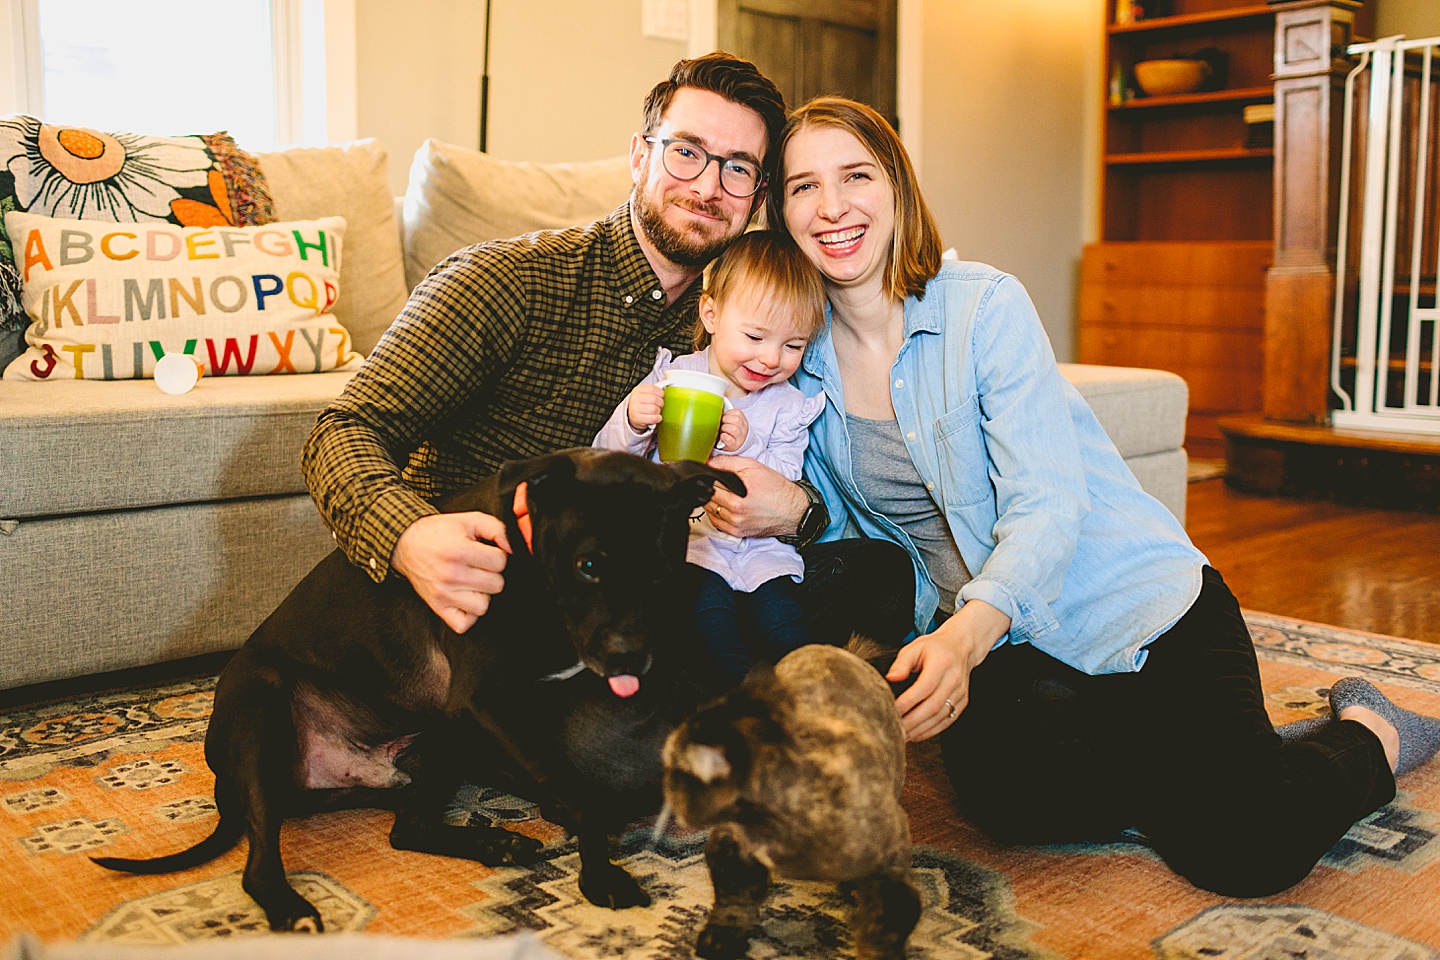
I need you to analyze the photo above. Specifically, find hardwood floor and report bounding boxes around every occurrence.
[1185,478,1440,644]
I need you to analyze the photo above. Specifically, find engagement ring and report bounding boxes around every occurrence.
[944,697,957,719]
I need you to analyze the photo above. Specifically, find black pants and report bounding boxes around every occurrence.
[938,566,1396,897]
[795,538,916,648]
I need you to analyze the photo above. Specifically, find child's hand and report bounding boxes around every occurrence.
[717,408,749,452]
[627,384,665,432]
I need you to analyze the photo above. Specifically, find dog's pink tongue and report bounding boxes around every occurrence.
[608,675,640,698]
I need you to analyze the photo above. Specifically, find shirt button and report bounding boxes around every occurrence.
[369,557,377,571]
[894,378,904,388]
[906,431,916,441]
[651,289,663,300]
[927,481,935,491]
[624,295,634,305]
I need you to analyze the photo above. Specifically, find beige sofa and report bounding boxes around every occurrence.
[0,139,1188,693]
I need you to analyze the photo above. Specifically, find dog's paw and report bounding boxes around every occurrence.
[475,828,545,867]
[578,863,651,909]
[696,922,751,960]
[265,900,324,934]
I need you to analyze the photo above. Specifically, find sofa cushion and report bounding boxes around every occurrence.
[1122,447,1187,524]
[256,140,408,356]
[0,372,353,519]
[403,140,632,290]
[2,212,358,381]
[1058,363,1187,459]
[0,495,337,689]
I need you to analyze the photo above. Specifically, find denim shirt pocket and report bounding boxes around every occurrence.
[933,395,992,507]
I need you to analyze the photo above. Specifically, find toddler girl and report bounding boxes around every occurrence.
[594,231,826,686]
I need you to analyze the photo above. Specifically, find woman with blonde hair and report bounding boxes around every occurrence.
[714,95,1440,896]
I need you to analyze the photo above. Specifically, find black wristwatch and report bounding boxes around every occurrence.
[777,478,828,549]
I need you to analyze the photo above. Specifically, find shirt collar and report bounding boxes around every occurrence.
[802,286,941,379]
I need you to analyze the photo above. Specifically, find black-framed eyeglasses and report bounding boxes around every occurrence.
[644,137,767,199]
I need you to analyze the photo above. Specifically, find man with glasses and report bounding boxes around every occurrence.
[302,52,912,649]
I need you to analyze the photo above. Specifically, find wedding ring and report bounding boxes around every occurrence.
[944,697,957,719]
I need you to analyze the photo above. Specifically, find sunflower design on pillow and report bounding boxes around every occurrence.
[0,115,276,343]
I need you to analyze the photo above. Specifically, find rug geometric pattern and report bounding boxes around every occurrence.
[1,611,1438,957]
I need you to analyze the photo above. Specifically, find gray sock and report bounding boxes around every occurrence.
[1275,714,1331,741]
[1329,676,1440,775]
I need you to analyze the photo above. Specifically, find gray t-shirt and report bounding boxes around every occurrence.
[846,413,971,614]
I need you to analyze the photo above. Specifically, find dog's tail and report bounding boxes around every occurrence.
[91,814,244,875]
[846,633,916,700]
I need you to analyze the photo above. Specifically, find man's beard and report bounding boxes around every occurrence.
[633,173,738,267]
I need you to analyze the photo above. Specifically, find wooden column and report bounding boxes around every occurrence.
[1263,0,1367,422]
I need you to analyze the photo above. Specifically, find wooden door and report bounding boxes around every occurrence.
[718,0,898,129]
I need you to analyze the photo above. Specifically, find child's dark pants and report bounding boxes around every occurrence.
[693,568,811,687]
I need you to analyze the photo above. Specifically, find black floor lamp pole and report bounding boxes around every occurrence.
[479,0,493,152]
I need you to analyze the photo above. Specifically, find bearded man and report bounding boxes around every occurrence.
[303,53,911,648]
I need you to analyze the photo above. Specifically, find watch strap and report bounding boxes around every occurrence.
[777,477,828,549]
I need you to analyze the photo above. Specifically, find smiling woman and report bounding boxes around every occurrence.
[768,94,1440,902]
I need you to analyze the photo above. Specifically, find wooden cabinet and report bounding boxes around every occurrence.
[1083,1,1283,459]
[1080,241,1270,457]
[1082,0,1378,459]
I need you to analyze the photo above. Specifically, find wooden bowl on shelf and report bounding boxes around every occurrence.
[1133,58,1212,96]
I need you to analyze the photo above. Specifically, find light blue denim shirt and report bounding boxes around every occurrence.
[794,261,1208,675]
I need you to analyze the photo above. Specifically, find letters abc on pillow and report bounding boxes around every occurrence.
[0,116,277,367]
[1,212,358,381]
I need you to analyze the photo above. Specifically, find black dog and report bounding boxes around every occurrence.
[94,448,743,932]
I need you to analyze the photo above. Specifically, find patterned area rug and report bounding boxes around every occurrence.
[2,611,1438,957]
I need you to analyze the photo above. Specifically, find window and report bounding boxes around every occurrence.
[0,0,354,149]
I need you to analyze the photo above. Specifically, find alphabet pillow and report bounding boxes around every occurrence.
[1,212,359,381]
[0,116,277,369]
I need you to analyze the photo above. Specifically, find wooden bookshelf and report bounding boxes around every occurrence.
[1083,0,1286,457]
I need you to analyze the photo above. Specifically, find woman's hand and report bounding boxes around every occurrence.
[887,599,1011,741]
[717,408,749,453]
[704,455,809,538]
[627,384,664,432]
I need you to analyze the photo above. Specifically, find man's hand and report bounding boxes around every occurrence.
[391,512,512,634]
[887,599,1011,742]
[703,455,808,539]
[716,408,749,453]
[627,384,664,432]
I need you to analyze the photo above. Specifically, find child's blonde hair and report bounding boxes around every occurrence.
[693,231,826,350]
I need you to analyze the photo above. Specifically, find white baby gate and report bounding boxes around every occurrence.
[1332,35,1440,434]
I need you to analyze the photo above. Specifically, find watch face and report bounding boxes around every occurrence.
[798,503,824,540]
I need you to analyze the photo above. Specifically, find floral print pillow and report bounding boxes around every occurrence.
[0,115,276,363]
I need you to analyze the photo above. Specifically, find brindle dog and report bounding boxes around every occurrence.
[663,641,922,960]
[95,448,743,932]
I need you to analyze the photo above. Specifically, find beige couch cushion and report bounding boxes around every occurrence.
[403,140,633,290]
[0,373,353,519]
[256,140,408,356]
[1058,363,1188,459]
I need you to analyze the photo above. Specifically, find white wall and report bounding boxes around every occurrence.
[917,0,1097,361]
[356,0,488,195]
[1378,0,1440,39]
[487,0,685,162]
[355,2,682,195]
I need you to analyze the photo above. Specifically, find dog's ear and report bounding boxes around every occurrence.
[666,460,747,511]
[675,742,732,784]
[497,450,580,498]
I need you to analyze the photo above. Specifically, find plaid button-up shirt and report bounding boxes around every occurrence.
[302,202,701,581]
